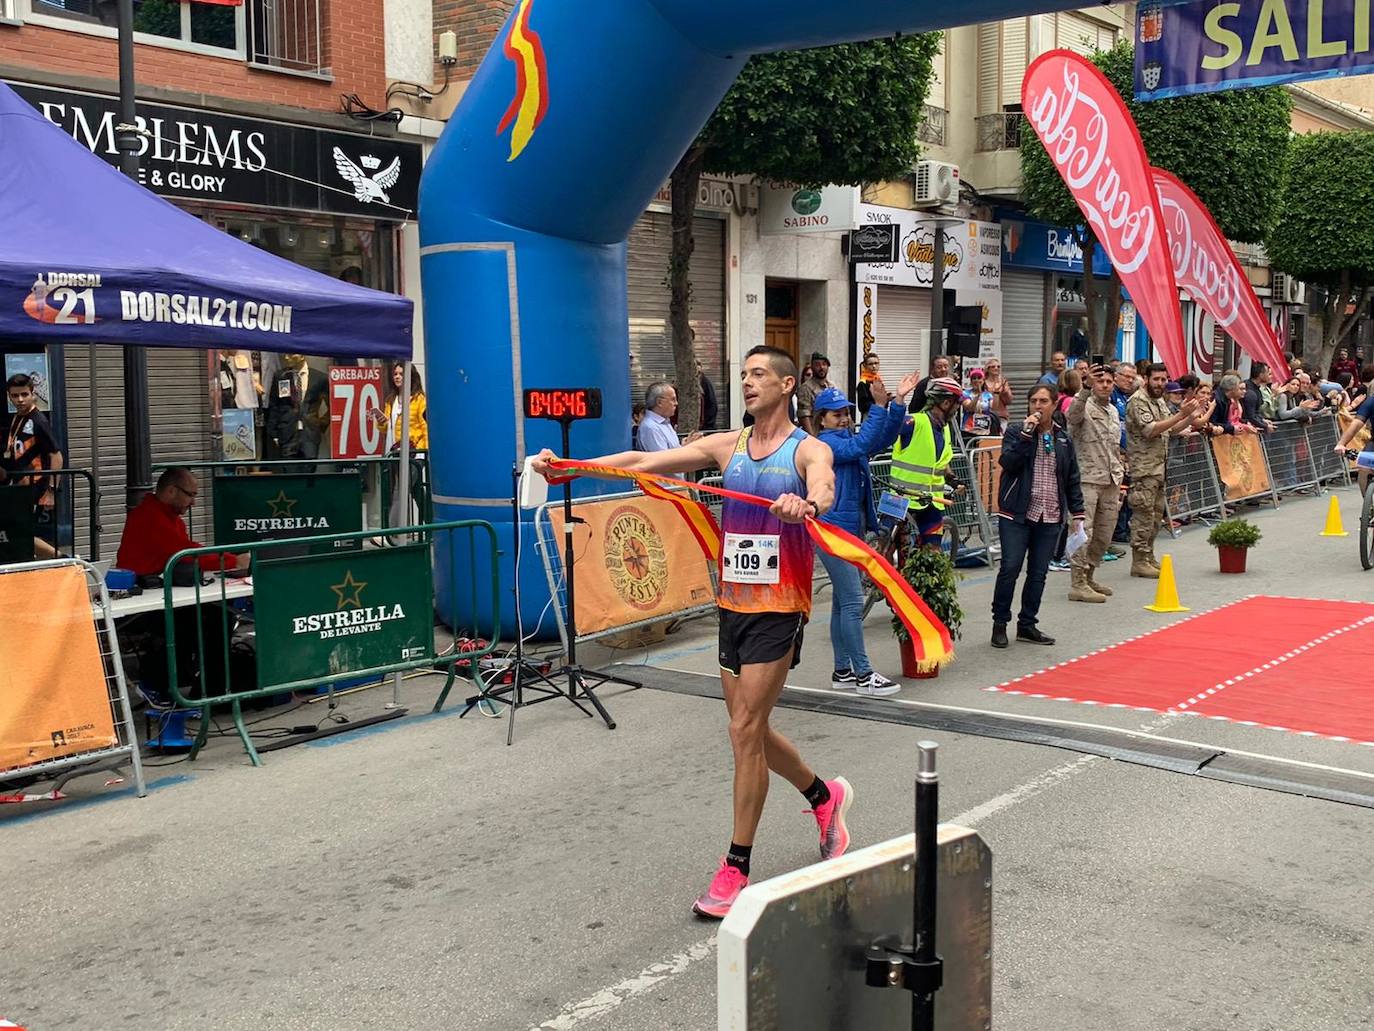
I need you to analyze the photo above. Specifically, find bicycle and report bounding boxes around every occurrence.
[860,489,960,619]
[1343,450,1374,570]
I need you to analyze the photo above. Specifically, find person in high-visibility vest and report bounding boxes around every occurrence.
[889,376,963,549]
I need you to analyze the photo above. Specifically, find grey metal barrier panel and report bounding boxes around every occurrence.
[1259,420,1318,496]
[946,448,997,555]
[1305,413,1350,488]
[0,559,146,798]
[534,488,718,654]
[1163,433,1226,534]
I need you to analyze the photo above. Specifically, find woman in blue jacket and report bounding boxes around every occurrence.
[813,372,918,696]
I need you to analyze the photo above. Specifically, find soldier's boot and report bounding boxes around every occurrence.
[1131,550,1160,578]
[1068,568,1106,603]
[1086,566,1113,596]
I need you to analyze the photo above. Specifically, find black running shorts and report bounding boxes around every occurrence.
[718,609,806,676]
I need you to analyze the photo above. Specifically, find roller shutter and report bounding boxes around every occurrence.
[626,210,728,426]
[875,286,932,382]
[1000,270,1047,417]
[64,346,216,558]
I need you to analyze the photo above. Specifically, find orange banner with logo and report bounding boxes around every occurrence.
[0,564,117,773]
[1210,433,1271,501]
[548,494,716,635]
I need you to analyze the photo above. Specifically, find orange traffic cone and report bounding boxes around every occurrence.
[1144,554,1189,613]
[1319,495,1348,537]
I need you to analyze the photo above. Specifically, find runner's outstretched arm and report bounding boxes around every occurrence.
[530,434,729,480]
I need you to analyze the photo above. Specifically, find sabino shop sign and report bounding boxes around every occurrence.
[760,184,860,235]
[10,82,421,219]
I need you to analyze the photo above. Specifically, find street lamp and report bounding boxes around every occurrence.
[98,0,153,509]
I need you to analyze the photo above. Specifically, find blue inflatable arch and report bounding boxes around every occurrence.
[419,0,1079,634]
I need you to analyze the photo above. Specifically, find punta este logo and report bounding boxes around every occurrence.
[292,570,407,640]
[497,0,549,162]
[233,490,331,533]
[603,506,668,611]
[1027,62,1156,274]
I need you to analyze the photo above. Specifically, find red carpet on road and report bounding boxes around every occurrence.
[987,596,1374,745]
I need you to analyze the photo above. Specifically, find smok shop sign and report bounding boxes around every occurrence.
[760,185,860,235]
[252,545,434,690]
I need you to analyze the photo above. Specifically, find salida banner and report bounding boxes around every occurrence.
[252,545,434,690]
[212,473,362,555]
[1022,51,1188,376]
[1152,168,1290,380]
[1135,0,1374,101]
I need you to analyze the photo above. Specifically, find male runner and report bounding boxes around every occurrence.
[532,345,849,919]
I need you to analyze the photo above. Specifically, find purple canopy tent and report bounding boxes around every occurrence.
[0,81,413,358]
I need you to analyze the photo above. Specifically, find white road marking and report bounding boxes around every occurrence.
[529,936,718,1030]
[526,717,1141,1030]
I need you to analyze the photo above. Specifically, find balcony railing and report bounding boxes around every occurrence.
[976,112,1026,153]
[249,0,328,76]
[917,105,946,146]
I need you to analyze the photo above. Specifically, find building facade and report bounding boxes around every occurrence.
[0,0,439,552]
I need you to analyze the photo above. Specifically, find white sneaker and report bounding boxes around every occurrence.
[831,668,857,691]
[856,671,900,696]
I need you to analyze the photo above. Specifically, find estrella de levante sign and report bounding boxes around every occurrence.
[1135,0,1374,100]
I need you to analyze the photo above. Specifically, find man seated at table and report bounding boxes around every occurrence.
[117,467,246,579]
[115,467,245,706]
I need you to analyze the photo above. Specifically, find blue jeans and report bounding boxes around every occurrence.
[992,518,1061,629]
[816,546,872,675]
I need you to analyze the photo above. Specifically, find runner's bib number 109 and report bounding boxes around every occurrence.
[721,533,780,585]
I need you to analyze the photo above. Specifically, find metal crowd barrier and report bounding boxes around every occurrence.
[1261,419,1317,495]
[5,467,102,561]
[1301,414,1350,489]
[0,559,146,798]
[533,487,720,653]
[1162,433,1227,535]
[159,519,499,766]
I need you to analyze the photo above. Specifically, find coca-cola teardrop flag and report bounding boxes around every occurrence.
[1022,51,1186,376]
[1152,167,1290,382]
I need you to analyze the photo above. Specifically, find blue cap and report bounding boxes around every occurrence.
[813,387,851,412]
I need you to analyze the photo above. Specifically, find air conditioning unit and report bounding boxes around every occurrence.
[1272,272,1307,305]
[913,160,960,209]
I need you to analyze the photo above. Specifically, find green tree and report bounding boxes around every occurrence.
[669,35,941,431]
[1020,42,1291,357]
[1265,131,1374,373]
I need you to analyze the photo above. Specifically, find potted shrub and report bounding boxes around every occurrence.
[892,546,963,678]
[1207,518,1262,573]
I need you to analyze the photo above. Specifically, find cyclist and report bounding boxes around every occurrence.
[813,373,918,696]
[1335,389,1374,492]
[887,375,964,559]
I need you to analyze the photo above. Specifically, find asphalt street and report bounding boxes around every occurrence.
[3,488,1372,1030]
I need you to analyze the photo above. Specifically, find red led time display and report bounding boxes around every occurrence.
[523,388,603,421]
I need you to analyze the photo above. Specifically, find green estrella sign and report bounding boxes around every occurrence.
[212,472,362,555]
[252,544,434,690]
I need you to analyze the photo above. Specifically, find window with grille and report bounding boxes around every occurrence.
[29,0,241,51]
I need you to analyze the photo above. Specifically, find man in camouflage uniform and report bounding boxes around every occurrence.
[1124,363,1201,578]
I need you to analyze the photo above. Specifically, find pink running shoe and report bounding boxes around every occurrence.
[691,860,748,919]
[808,777,853,860]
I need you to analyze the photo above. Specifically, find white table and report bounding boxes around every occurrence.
[103,579,255,619]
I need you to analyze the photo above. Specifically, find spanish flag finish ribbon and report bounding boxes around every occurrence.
[549,458,954,669]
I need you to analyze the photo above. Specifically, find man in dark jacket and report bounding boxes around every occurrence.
[991,383,1085,649]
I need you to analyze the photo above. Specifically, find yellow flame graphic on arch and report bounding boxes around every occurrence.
[496,0,549,162]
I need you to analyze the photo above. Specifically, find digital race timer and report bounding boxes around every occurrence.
[523,388,603,421]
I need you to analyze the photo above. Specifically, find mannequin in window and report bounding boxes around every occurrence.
[264,353,328,463]
[218,350,263,412]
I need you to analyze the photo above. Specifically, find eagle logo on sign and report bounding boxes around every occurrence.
[332,148,402,204]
